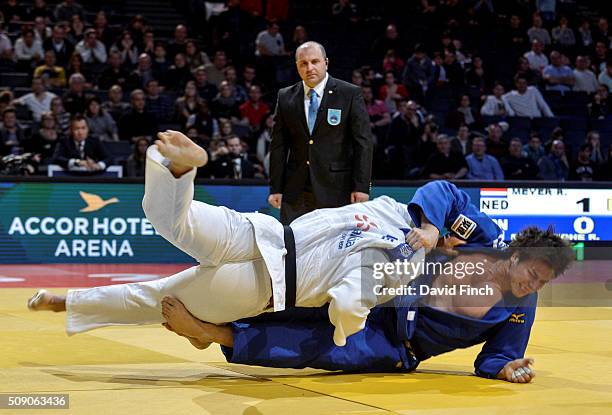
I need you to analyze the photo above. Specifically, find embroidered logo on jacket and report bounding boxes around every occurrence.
[509,313,526,324]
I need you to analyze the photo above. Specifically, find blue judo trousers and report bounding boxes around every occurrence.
[220,181,538,379]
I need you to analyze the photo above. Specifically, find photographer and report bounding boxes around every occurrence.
[209,135,255,179]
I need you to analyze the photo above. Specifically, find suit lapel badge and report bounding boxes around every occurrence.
[327,108,341,126]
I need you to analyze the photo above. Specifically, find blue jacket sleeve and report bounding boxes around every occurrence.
[407,180,502,246]
[221,309,411,372]
[473,293,537,379]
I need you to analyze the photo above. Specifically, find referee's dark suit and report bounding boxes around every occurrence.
[269,75,374,224]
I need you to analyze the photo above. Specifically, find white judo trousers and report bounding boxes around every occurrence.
[66,146,423,345]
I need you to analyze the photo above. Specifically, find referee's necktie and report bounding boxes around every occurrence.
[307,88,319,135]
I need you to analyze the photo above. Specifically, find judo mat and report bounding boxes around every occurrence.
[1,262,611,415]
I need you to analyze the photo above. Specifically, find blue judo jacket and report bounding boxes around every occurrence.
[221,181,538,379]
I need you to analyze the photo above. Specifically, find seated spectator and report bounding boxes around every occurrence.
[527,13,551,45]
[186,101,218,142]
[588,84,611,119]
[288,25,309,53]
[485,123,508,159]
[184,39,210,70]
[598,60,612,92]
[570,143,596,181]
[84,96,118,142]
[98,51,130,90]
[402,44,433,103]
[382,49,405,79]
[145,79,173,122]
[586,131,605,165]
[573,55,599,94]
[33,50,66,88]
[523,134,546,164]
[421,134,468,180]
[362,84,391,140]
[465,56,486,92]
[193,66,218,103]
[379,71,408,113]
[591,41,608,73]
[240,64,259,94]
[538,139,569,180]
[481,83,507,117]
[125,137,149,177]
[52,114,110,173]
[13,77,56,122]
[75,28,107,64]
[127,53,155,90]
[166,24,188,61]
[224,66,248,103]
[118,90,158,142]
[442,51,465,87]
[33,17,51,44]
[205,50,228,88]
[173,80,203,126]
[43,24,73,68]
[502,75,554,118]
[211,81,242,123]
[209,135,255,179]
[0,91,14,115]
[552,16,576,48]
[1,0,25,24]
[62,73,88,115]
[255,19,288,58]
[152,43,170,81]
[501,137,538,179]
[165,53,193,91]
[68,14,85,44]
[595,145,612,180]
[14,29,44,70]
[465,137,504,180]
[0,107,27,156]
[593,17,611,46]
[0,28,12,60]
[543,51,575,92]
[110,31,139,68]
[66,52,91,87]
[450,124,473,156]
[447,94,482,130]
[28,111,62,164]
[256,112,274,169]
[516,56,541,86]
[102,85,130,123]
[239,85,269,130]
[50,97,70,136]
[577,19,593,51]
[523,39,548,72]
[94,11,115,49]
[54,0,84,23]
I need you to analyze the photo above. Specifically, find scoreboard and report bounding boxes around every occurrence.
[479,187,612,241]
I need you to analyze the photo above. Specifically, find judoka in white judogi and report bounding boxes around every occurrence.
[66,146,426,346]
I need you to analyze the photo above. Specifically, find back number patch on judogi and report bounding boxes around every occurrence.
[450,214,477,239]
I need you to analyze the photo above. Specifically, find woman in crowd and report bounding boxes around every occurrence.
[84,96,118,142]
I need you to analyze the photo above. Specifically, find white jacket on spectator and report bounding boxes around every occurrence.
[75,40,107,64]
[14,38,43,61]
[502,87,554,118]
[480,96,506,116]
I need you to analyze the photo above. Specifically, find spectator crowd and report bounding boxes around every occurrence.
[0,0,611,181]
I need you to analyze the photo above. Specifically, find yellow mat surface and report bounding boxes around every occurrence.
[1,288,611,415]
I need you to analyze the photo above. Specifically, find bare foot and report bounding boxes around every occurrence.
[27,290,66,312]
[155,130,208,169]
[162,322,210,350]
[161,296,212,346]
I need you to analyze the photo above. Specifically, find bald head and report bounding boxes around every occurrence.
[295,41,327,61]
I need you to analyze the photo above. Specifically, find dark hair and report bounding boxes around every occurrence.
[2,106,16,117]
[508,226,573,277]
[579,143,591,152]
[70,113,87,125]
